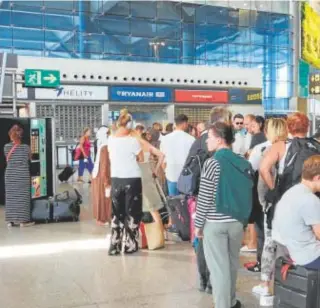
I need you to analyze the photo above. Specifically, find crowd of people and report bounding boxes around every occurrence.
[5,106,320,308]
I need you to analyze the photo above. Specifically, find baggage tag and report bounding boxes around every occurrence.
[105,187,111,198]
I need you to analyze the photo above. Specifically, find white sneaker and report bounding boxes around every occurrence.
[252,284,271,296]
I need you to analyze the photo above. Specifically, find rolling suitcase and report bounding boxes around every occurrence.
[53,199,80,222]
[188,197,196,243]
[58,166,75,182]
[167,195,190,241]
[52,189,81,222]
[31,198,53,223]
[274,257,320,308]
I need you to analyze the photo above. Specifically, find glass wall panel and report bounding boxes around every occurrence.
[0,0,294,112]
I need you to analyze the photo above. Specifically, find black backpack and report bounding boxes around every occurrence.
[177,136,210,196]
[277,138,320,197]
[266,138,320,229]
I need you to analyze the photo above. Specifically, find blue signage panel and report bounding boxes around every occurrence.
[229,88,262,105]
[229,88,246,104]
[110,86,172,102]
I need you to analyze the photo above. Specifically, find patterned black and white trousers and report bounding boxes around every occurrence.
[109,177,142,256]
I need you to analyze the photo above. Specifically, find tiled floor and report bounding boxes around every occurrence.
[0,179,265,308]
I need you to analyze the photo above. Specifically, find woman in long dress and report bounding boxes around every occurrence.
[138,133,165,223]
[91,126,111,226]
[4,125,34,227]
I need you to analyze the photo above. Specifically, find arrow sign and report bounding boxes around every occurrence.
[43,74,57,84]
[25,69,60,88]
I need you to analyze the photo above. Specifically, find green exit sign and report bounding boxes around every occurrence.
[25,69,60,88]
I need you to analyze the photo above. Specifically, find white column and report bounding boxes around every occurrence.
[101,103,109,126]
[165,104,175,124]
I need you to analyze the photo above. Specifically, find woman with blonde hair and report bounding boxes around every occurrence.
[249,118,288,296]
[108,109,144,255]
[91,126,111,226]
[77,127,93,183]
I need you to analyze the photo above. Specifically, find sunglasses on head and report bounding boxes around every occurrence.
[235,122,243,125]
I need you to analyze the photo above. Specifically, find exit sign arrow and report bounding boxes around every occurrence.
[25,69,60,88]
[43,74,57,84]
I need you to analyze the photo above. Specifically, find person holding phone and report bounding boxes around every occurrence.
[91,126,111,226]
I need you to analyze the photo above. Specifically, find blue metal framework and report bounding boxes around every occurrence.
[0,1,294,111]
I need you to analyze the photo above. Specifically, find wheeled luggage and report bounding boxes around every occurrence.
[52,189,82,222]
[31,198,53,223]
[58,166,75,182]
[52,199,80,222]
[274,257,320,308]
[188,196,196,243]
[167,195,190,241]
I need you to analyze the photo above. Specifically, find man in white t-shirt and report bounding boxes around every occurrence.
[160,114,195,196]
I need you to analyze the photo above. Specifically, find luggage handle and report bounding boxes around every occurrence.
[279,257,295,281]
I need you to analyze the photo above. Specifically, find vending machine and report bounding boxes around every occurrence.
[0,118,55,205]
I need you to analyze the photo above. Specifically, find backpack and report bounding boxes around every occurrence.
[266,138,320,229]
[214,149,254,225]
[277,138,320,198]
[177,136,210,196]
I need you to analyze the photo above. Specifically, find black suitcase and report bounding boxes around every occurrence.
[52,199,80,222]
[31,198,53,223]
[58,166,75,182]
[52,189,82,222]
[167,195,190,241]
[274,257,320,308]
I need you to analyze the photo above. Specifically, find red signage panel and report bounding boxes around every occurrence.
[175,90,228,104]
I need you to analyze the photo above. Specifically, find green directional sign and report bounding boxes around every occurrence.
[25,69,60,88]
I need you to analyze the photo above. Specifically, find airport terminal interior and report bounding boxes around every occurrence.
[0,0,320,308]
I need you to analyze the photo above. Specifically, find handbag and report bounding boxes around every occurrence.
[72,143,84,161]
[141,211,154,224]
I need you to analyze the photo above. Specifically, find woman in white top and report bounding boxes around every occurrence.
[107,109,144,256]
[249,118,288,296]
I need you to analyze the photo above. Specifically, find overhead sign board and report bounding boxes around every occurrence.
[229,88,262,104]
[35,85,108,100]
[309,73,320,95]
[174,89,228,104]
[110,86,172,102]
[245,89,263,104]
[301,3,320,69]
[25,69,60,88]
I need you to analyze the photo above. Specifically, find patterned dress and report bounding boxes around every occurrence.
[4,143,31,223]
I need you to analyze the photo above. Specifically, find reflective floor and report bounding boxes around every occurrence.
[0,178,266,308]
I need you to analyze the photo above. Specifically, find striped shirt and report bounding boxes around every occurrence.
[195,158,236,228]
